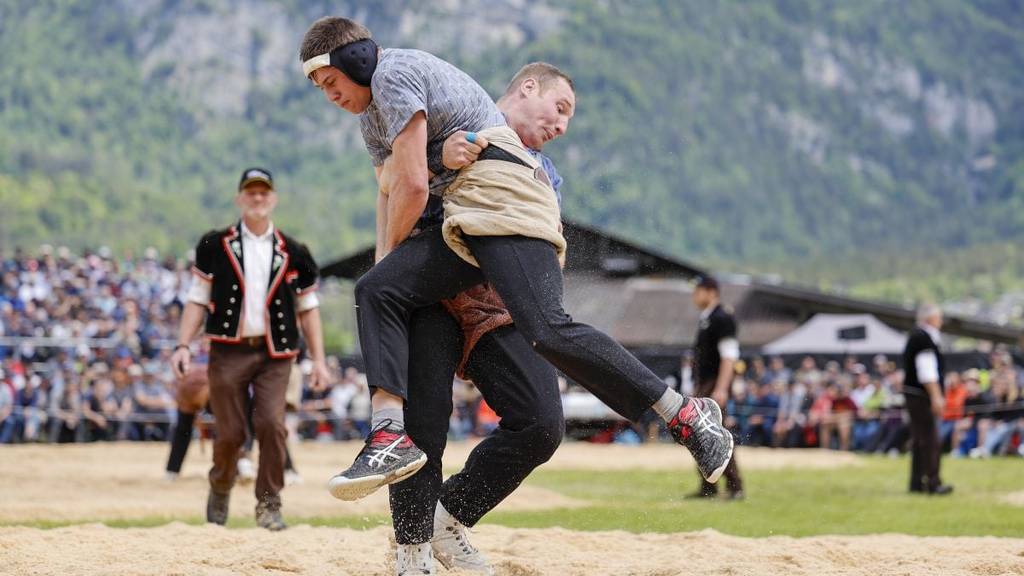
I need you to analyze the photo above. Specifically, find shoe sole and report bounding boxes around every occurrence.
[702,400,734,485]
[327,453,428,501]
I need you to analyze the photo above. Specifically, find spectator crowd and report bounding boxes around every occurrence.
[0,246,512,445]
[663,352,1023,458]
[2,245,1023,460]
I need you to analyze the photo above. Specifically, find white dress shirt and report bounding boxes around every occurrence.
[238,221,274,337]
[914,324,942,384]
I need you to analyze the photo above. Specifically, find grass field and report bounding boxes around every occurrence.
[485,456,1024,537]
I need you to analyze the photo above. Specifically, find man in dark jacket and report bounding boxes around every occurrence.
[902,304,953,495]
[170,167,331,529]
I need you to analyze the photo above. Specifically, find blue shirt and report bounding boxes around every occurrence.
[528,149,563,206]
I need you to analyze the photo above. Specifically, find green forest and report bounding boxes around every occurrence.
[1,0,1022,303]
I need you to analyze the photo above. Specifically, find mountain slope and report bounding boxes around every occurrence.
[1,0,1021,299]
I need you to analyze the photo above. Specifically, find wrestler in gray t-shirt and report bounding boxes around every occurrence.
[359,48,507,196]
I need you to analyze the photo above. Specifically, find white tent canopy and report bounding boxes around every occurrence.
[762,313,908,355]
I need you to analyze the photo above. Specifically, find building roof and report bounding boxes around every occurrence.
[320,219,1024,348]
[320,219,707,280]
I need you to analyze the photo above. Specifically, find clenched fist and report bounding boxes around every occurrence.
[442,130,490,170]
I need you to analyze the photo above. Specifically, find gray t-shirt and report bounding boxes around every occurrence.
[359,48,506,196]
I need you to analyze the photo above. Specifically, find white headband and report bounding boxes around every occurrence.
[302,53,331,78]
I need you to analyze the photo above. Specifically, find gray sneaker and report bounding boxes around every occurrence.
[328,420,427,501]
[255,494,287,531]
[668,397,734,483]
[431,502,494,574]
[206,489,230,525]
[395,543,434,575]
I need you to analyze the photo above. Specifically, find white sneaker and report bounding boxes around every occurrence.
[431,502,494,575]
[285,469,303,486]
[395,543,434,575]
[237,457,256,485]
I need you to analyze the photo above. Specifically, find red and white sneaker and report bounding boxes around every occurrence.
[668,397,734,483]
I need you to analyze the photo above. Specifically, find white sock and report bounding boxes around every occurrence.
[371,407,404,430]
[652,388,687,423]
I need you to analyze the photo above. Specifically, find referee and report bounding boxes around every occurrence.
[170,167,331,529]
[902,304,953,495]
[688,275,744,500]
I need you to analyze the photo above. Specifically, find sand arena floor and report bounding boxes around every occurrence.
[2,442,1022,576]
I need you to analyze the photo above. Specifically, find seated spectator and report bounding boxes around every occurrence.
[348,372,371,439]
[773,378,809,448]
[811,381,856,451]
[823,360,842,382]
[872,354,890,377]
[746,381,780,447]
[808,382,833,448]
[765,356,792,386]
[869,371,908,455]
[0,379,14,443]
[109,367,135,440]
[952,371,986,456]
[48,379,82,443]
[850,366,880,451]
[794,356,822,389]
[298,377,333,441]
[451,377,481,440]
[82,377,117,442]
[727,379,755,443]
[968,377,999,453]
[940,371,968,451]
[747,356,768,387]
[830,382,857,451]
[132,363,174,441]
[329,370,358,441]
[849,365,876,407]
[12,374,49,442]
[971,372,1022,457]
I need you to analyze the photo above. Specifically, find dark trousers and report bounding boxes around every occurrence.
[356,226,666,422]
[166,409,195,473]
[167,408,297,475]
[906,394,942,491]
[390,305,564,544]
[695,380,742,494]
[207,343,291,500]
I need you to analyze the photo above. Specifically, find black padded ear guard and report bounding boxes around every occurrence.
[331,38,378,87]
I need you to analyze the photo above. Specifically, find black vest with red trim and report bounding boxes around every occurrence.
[902,326,945,397]
[191,222,319,359]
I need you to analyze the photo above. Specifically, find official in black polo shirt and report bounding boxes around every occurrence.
[688,275,744,499]
[170,167,332,529]
[902,304,953,495]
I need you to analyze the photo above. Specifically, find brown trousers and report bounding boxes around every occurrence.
[695,379,743,494]
[207,342,291,499]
